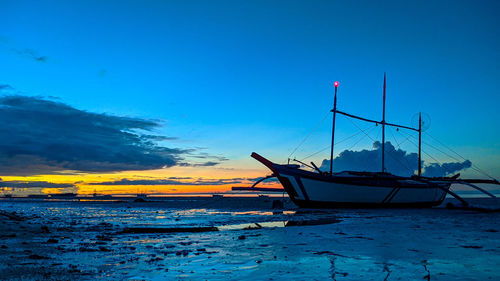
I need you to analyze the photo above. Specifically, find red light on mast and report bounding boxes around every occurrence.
[334,81,339,87]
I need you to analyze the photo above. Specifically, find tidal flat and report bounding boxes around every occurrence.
[0,197,499,280]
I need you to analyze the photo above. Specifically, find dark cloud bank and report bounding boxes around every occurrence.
[89,177,262,186]
[319,141,471,177]
[0,179,73,189]
[0,94,222,176]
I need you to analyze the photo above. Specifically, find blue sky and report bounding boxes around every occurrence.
[1,0,499,182]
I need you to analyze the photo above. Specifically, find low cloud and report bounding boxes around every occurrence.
[0,179,74,189]
[319,141,471,177]
[424,160,472,177]
[0,94,195,175]
[178,161,221,167]
[0,84,13,91]
[89,177,262,186]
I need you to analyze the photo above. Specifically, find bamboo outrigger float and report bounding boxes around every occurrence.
[240,74,499,208]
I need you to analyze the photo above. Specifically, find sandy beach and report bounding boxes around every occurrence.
[0,197,499,280]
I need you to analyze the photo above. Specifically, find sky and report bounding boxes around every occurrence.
[0,0,499,195]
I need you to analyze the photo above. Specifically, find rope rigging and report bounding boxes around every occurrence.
[298,123,376,162]
[388,127,413,172]
[287,111,330,160]
[424,132,498,181]
[286,104,496,181]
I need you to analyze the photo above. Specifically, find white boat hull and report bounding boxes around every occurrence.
[252,152,450,208]
[279,173,449,208]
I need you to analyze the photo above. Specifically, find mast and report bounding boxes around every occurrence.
[330,81,339,175]
[381,73,386,173]
[418,112,422,176]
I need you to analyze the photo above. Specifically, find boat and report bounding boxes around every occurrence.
[249,74,499,208]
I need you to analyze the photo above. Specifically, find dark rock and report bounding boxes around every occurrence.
[460,245,483,249]
[176,250,190,256]
[46,239,58,244]
[41,226,50,233]
[146,256,164,263]
[99,246,111,252]
[1,245,7,249]
[97,235,112,241]
[238,235,246,240]
[29,254,49,260]
[79,247,98,252]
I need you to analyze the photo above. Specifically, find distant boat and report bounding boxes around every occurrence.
[252,75,499,208]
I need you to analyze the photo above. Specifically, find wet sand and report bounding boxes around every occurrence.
[0,197,499,280]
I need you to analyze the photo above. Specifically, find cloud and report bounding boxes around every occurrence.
[178,161,221,167]
[0,95,193,175]
[0,84,13,91]
[423,160,472,177]
[319,141,471,177]
[89,177,260,186]
[0,180,74,189]
[14,48,47,62]
[0,36,47,63]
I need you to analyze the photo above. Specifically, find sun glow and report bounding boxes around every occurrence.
[0,163,280,196]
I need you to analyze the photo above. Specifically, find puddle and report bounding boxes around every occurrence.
[121,217,341,233]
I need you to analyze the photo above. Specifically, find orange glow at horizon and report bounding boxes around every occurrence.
[0,163,282,195]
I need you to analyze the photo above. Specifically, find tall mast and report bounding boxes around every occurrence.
[330,81,339,175]
[418,112,422,176]
[381,73,386,173]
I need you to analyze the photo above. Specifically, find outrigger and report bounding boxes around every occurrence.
[234,74,499,208]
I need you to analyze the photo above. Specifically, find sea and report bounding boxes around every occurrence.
[0,196,499,280]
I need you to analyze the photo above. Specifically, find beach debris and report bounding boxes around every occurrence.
[383,264,391,281]
[422,260,430,281]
